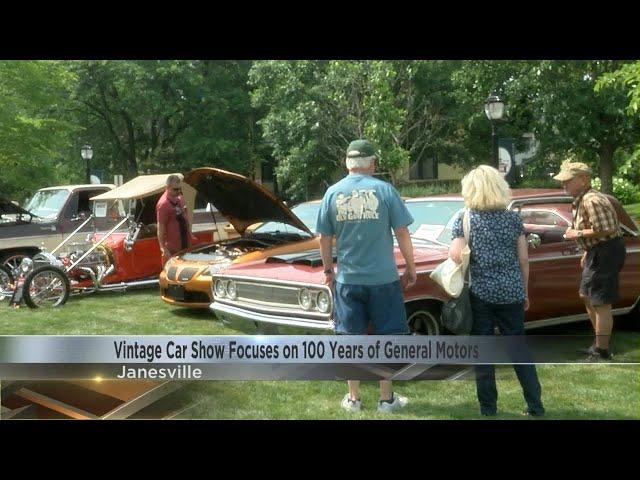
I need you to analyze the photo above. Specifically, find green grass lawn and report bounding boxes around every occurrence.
[1,289,638,420]
[0,288,235,335]
[173,364,640,420]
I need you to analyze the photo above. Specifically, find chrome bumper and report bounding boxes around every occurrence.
[211,302,335,335]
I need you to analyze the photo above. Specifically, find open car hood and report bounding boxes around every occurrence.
[0,197,39,219]
[184,167,312,236]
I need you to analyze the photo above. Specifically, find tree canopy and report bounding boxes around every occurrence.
[1,60,638,203]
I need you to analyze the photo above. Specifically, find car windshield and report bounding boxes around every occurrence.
[435,206,468,246]
[252,202,319,236]
[405,199,465,245]
[24,189,70,220]
[252,198,465,245]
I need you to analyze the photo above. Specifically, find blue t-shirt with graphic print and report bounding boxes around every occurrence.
[316,174,413,285]
[451,209,526,304]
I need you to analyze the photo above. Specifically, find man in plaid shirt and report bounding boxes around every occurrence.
[554,158,626,360]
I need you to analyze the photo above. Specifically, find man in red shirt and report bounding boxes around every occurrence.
[157,175,193,265]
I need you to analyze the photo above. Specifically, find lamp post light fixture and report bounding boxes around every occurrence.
[484,93,505,169]
[81,144,93,184]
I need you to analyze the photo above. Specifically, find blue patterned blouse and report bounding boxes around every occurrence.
[451,209,526,304]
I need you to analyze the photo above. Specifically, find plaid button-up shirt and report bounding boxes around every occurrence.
[572,188,621,250]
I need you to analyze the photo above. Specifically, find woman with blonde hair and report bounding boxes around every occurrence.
[449,165,544,417]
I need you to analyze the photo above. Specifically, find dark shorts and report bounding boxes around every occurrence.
[580,237,626,306]
[334,280,409,335]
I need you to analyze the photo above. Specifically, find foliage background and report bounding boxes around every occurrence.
[2,60,639,204]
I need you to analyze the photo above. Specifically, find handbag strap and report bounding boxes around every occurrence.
[463,208,471,243]
[462,208,471,284]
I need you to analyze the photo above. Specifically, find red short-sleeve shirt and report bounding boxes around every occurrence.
[156,191,190,254]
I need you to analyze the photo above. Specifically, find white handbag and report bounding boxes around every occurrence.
[430,210,470,298]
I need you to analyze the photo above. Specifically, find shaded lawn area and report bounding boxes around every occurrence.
[0,288,235,335]
[1,289,638,420]
[175,322,640,420]
[174,363,640,420]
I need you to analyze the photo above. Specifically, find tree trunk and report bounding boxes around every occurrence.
[599,144,614,195]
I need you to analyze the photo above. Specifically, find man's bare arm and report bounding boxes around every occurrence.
[394,226,416,290]
[319,234,335,285]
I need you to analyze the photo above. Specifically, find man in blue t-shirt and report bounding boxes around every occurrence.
[316,139,416,414]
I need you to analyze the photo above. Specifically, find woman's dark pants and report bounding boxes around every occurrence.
[470,292,544,415]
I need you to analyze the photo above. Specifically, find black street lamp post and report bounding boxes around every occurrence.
[484,93,505,169]
[81,145,93,184]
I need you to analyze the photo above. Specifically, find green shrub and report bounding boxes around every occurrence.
[515,177,560,189]
[592,177,640,204]
[398,180,460,198]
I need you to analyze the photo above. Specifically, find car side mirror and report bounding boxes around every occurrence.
[527,233,541,249]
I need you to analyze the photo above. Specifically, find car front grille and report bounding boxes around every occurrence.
[235,282,299,306]
[162,288,211,304]
[213,276,332,320]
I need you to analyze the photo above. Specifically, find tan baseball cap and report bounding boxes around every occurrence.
[553,159,592,181]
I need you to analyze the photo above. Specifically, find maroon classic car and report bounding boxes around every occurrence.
[210,189,640,334]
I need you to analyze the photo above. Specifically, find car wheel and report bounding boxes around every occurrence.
[1,252,30,276]
[0,263,14,300]
[23,265,70,309]
[406,302,444,335]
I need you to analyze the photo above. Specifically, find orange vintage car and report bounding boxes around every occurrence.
[159,168,320,308]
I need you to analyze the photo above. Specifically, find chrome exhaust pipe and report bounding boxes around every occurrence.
[124,279,159,288]
[78,267,98,286]
[96,264,115,285]
[95,278,159,292]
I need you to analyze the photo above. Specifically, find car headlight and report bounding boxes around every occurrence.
[226,280,237,300]
[214,279,227,298]
[317,291,330,313]
[298,288,312,310]
[163,258,173,271]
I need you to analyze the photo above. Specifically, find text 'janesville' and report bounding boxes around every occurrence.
[114,340,480,363]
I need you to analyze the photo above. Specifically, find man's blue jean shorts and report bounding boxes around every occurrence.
[334,280,409,335]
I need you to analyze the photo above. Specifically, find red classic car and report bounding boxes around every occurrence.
[0,173,221,308]
[210,189,640,334]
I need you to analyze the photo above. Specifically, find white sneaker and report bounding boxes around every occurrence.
[341,394,362,412]
[377,393,408,413]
